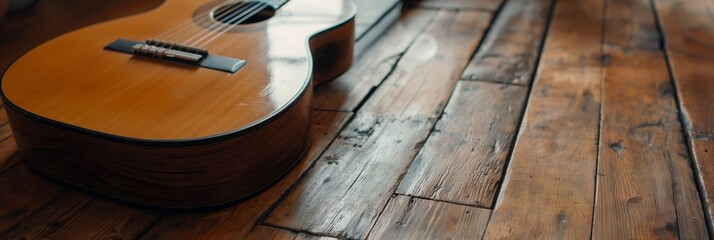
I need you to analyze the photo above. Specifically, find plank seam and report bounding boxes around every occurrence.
[394,193,495,209]
[589,0,608,238]
[348,11,439,113]
[457,78,529,87]
[649,0,714,237]
[248,112,358,234]
[483,0,557,210]
[217,9,440,238]
[363,6,504,239]
[261,222,344,239]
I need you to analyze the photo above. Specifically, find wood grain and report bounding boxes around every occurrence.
[296,233,339,240]
[396,81,527,207]
[461,0,553,85]
[246,226,339,240]
[359,11,491,119]
[3,0,353,140]
[8,86,312,208]
[141,111,350,239]
[483,0,603,238]
[247,226,297,240]
[407,0,502,11]
[2,0,355,208]
[595,50,709,239]
[266,10,491,239]
[0,164,64,235]
[3,192,159,239]
[653,0,714,233]
[352,0,401,41]
[0,138,17,173]
[591,0,709,238]
[367,196,490,240]
[0,107,8,125]
[594,49,708,239]
[313,9,437,111]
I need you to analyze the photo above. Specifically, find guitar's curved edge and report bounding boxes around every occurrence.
[8,86,314,208]
[0,5,355,148]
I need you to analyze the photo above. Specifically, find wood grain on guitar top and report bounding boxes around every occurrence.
[0,0,355,208]
[2,0,354,141]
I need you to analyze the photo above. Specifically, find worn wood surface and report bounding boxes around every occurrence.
[483,0,603,238]
[2,192,159,239]
[352,0,400,41]
[246,226,297,240]
[367,196,490,240]
[0,137,17,173]
[396,81,527,207]
[246,227,341,240]
[654,0,714,235]
[2,0,714,239]
[0,164,65,235]
[461,0,553,85]
[313,9,436,111]
[407,0,502,11]
[266,10,491,239]
[591,0,709,238]
[594,46,708,240]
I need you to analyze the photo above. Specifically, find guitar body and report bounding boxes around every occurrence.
[1,0,355,208]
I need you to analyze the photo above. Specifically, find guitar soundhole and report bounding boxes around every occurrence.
[213,1,276,25]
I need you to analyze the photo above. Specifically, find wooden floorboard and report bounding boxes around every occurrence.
[591,0,709,238]
[352,0,401,41]
[0,164,65,235]
[313,9,436,111]
[247,226,341,240]
[2,192,159,239]
[461,0,554,85]
[407,0,503,11]
[1,0,714,238]
[265,10,492,240]
[0,138,17,173]
[366,196,490,239]
[653,0,714,236]
[247,226,298,240]
[395,81,527,208]
[483,0,604,238]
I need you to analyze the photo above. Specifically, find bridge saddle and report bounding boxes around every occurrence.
[131,39,209,63]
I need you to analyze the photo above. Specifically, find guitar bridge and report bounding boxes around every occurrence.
[104,38,246,73]
[131,39,208,63]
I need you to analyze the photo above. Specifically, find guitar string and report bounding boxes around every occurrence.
[139,0,273,49]
[157,0,249,43]
[194,0,291,46]
[192,2,270,47]
[187,2,267,47]
[171,1,258,45]
[180,1,253,45]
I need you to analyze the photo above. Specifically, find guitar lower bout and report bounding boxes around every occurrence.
[1,0,355,208]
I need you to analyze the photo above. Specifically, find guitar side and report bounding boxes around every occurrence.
[1,0,355,208]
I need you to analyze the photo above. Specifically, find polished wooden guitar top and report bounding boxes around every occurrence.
[4,0,353,141]
[1,0,355,208]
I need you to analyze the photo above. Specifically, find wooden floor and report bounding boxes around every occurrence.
[1,0,714,239]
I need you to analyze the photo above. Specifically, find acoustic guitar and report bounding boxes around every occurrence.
[1,0,355,208]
